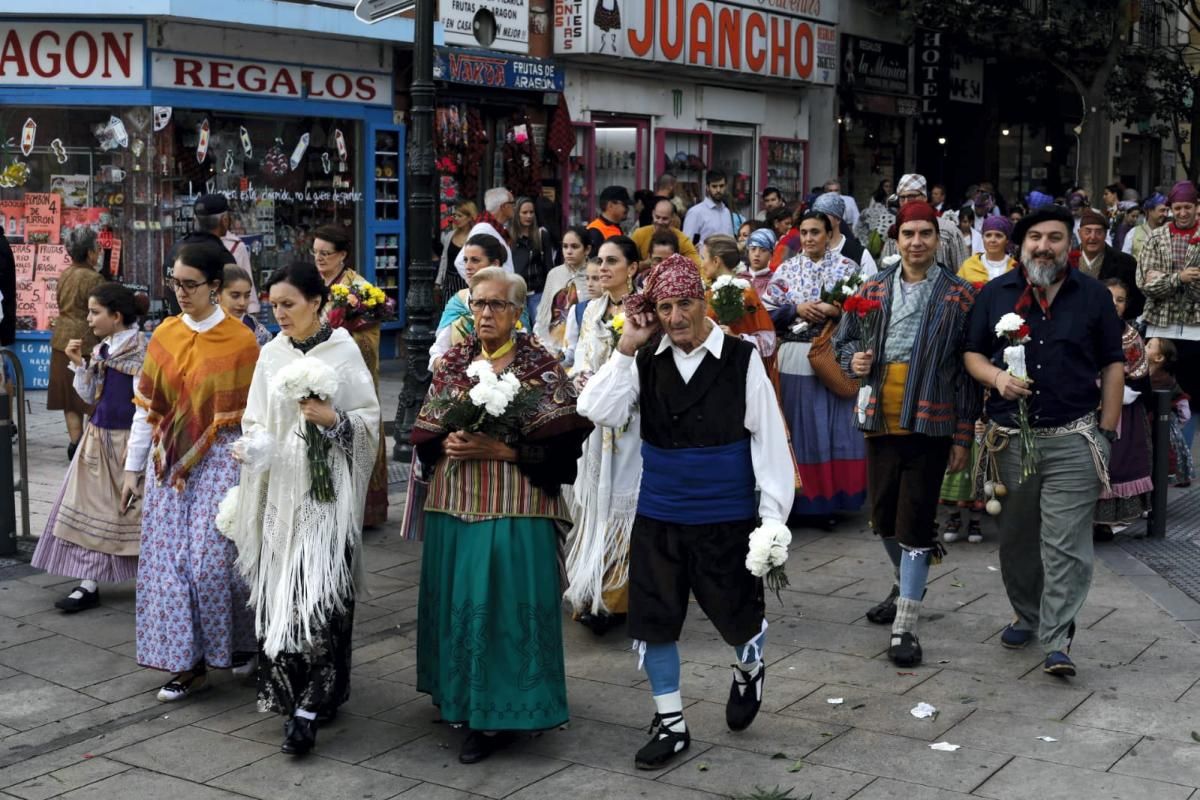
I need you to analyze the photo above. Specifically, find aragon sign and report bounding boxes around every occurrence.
[0,23,144,86]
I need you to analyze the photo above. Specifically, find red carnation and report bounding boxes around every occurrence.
[327,307,346,329]
[843,296,861,314]
[1016,324,1030,340]
[854,297,882,318]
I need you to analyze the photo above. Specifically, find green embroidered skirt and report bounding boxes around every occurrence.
[417,511,568,731]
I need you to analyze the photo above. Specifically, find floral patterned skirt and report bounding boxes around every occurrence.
[417,512,567,731]
[257,601,354,716]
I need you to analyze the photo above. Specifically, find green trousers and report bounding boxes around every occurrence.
[994,429,1108,654]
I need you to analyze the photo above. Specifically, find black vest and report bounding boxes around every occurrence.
[636,335,753,449]
[840,231,866,267]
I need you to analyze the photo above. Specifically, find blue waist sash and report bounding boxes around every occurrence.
[637,439,756,525]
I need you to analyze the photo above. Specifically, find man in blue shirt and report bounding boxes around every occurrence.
[683,169,740,246]
[964,204,1125,679]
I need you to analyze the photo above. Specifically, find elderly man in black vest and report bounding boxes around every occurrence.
[578,254,795,771]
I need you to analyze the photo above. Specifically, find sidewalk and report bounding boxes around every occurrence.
[3,386,1200,799]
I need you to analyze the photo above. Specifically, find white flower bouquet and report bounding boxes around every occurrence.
[424,360,539,471]
[215,485,239,538]
[994,312,1038,481]
[746,519,792,602]
[273,358,340,503]
[710,274,753,325]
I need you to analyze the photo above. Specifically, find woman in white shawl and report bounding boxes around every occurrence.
[225,261,380,758]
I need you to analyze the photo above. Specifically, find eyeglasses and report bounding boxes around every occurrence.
[167,277,209,294]
[311,249,339,260]
[469,299,515,314]
[898,193,925,202]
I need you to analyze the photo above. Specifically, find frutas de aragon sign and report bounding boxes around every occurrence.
[0,23,144,86]
[553,0,837,84]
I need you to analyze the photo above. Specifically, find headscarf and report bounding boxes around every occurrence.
[625,253,705,316]
[1144,192,1167,211]
[973,191,994,215]
[980,216,1012,238]
[812,192,846,220]
[1026,191,1055,210]
[747,228,777,251]
[1168,181,1198,205]
[896,173,927,197]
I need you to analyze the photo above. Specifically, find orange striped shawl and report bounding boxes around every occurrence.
[135,315,259,489]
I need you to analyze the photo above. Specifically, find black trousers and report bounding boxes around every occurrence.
[866,434,953,549]
[627,515,765,646]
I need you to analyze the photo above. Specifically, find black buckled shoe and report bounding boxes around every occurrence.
[55,585,100,613]
[726,663,766,731]
[866,585,899,625]
[888,632,923,667]
[281,715,317,756]
[634,713,690,770]
[459,729,516,764]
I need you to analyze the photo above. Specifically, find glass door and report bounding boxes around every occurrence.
[711,126,756,223]
[564,124,595,227]
[655,128,712,212]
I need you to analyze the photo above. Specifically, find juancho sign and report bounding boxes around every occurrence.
[553,0,836,84]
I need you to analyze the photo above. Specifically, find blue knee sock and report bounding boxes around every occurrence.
[643,642,681,696]
[899,547,931,601]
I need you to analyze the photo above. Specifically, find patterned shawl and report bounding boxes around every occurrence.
[75,330,148,406]
[414,331,589,445]
[135,315,259,489]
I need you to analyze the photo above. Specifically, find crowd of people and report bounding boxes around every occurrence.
[21,166,1199,773]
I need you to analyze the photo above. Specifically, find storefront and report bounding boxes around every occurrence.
[554,0,838,226]
[0,12,414,383]
[837,33,914,201]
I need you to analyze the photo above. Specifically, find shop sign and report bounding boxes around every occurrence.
[442,0,530,54]
[0,22,144,87]
[150,53,393,107]
[916,27,947,123]
[553,0,837,84]
[841,34,908,95]
[949,54,983,104]
[434,49,564,91]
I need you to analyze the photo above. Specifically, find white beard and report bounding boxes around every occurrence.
[1022,254,1067,287]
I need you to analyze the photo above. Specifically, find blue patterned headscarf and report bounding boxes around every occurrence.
[747,228,777,251]
[1144,192,1167,211]
[1026,190,1055,210]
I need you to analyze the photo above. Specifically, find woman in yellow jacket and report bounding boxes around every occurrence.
[957,216,1016,289]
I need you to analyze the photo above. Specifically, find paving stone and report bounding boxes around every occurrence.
[805,727,1009,793]
[1110,737,1200,789]
[808,555,896,582]
[366,551,422,577]
[0,584,68,619]
[0,618,55,651]
[0,674,104,732]
[353,647,419,681]
[210,752,417,800]
[780,572,865,597]
[889,637,1044,679]
[939,709,1140,770]
[523,717,709,777]
[1064,694,1200,742]
[5,757,128,800]
[0,636,139,690]
[1088,605,1195,640]
[20,609,135,650]
[770,618,891,658]
[566,677,697,729]
[848,777,979,799]
[107,725,277,783]
[657,744,872,799]
[508,763,719,799]
[974,755,1193,800]
[77,668,175,704]
[360,730,569,799]
[865,608,1010,645]
[367,586,421,612]
[775,592,878,625]
[1019,653,1200,701]
[561,642,644,687]
[672,661,821,713]
[910,667,1091,719]
[340,676,422,718]
[372,697,448,732]
[192,702,270,734]
[779,682,973,741]
[1131,638,1200,669]
[393,786,486,799]
[233,713,425,764]
[353,636,416,665]
[770,650,935,695]
[680,700,848,757]
[54,768,248,800]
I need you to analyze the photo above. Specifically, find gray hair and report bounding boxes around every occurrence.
[194,212,224,233]
[470,266,527,307]
[484,187,512,214]
[65,227,98,264]
[655,173,677,192]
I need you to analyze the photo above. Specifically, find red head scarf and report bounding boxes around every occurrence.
[624,254,704,316]
[888,201,939,239]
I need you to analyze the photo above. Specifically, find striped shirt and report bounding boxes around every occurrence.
[424,457,572,524]
[1137,223,1200,327]
[883,269,936,363]
[834,263,982,448]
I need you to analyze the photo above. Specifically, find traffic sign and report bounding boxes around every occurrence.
[354,0,415,24]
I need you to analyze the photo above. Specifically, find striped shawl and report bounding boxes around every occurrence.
[834,263,982,448]
[135,315,259,490]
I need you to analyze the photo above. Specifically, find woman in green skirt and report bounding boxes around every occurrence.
[412,266,593,765]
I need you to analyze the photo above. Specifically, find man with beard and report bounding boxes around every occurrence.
[1122,192,1167,261]
[964,204,1124,678]
[684,169,741,245]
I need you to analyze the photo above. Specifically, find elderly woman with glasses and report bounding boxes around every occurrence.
[125,244,260,702]
[430,233,531,364]
[412,267,592,765]
[308,224,389,527]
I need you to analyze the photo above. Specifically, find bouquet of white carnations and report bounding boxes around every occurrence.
[994,312,1038,481]
[745,519,792,602]
[710,274,753,325]
[423,361,539,471]
[273,358,341,503]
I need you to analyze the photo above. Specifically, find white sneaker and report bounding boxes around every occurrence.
[156,671,207,702]
[942,530,960,543]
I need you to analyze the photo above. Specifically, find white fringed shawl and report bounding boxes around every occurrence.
[228,327,380,657]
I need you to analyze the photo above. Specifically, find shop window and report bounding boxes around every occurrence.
[711,131,755,223]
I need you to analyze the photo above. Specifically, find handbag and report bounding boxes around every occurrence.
[807,319,859,399]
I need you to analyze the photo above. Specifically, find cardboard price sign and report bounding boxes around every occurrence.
[24,193,62,244]
[15,277,40,331]
[35,244,72,280]
[0,200,25,239]
[36,276,60,331]
[11,244,35,280]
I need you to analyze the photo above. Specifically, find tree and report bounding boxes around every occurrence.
[884,0,1136,193]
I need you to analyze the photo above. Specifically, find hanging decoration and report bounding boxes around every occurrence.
[334,129,348,160]
[262,138,289,176]
[109,116,129,149]
[0,160,30,188]
[153,106,172,132]
[49,138,68,165]
[92,116,128,151]
[288,133,310,171]
[224,151,235,174]
[239,126,253,157]
[130,139,145,172]
[321,152,332,175]
[20,118,36,157]
[125,107,151,133]
[196,118,211,164]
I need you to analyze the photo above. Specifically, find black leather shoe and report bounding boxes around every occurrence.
[866,585,899,625]
[726,662,766,731]
[281,716,317,756]
[578,611,627,636]
[888,632,923,667]
[55,586,100,613]
[634,713,690,770]
[459,729,516,764]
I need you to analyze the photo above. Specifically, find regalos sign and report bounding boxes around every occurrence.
[554,0,837,84]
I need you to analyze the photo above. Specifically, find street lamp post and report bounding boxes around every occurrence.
[394,0,436,461]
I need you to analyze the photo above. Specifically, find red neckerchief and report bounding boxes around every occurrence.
[475,210,511,244]
[1169,221,1198,237]
[1014,253,1074,321]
